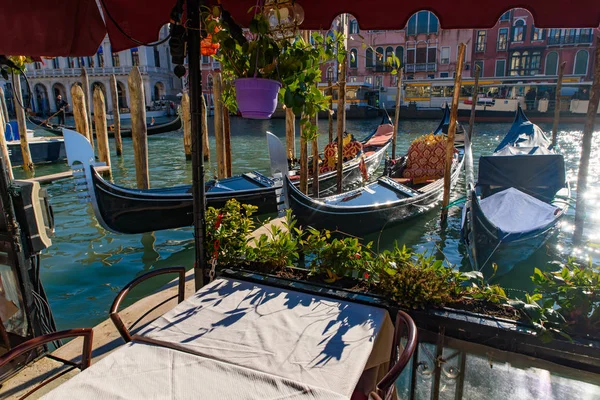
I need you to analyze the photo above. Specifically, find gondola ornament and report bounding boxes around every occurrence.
[266,131,290,210]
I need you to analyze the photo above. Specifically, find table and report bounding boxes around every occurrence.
[139,278,394,397]
[42,341,348,400]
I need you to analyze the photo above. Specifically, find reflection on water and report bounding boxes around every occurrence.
[13,116,599,329]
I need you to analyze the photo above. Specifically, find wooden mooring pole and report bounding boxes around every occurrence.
[182,92,192,160]
[0,110,13,180]
[12,75,33,173]
[391,67,403,159]
[299,118,308,195]
[328,79,333,143]
[212,73,226,179]
[0,87,9,125]
[71,84,92,145]
[441,43,466,224]
[311,114,319,197]
[109,75,123,156]
[551,62,567,148]
[81,68,94,143]
[93,87,111,174]
[285,107,295,162]
[128,66,149,189]
[573,43,600,243]
[336,52,348,194]
[201,94,210,161]
[465,64,480,190]
[223,99,232,177]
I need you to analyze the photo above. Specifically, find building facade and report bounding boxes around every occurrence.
[1,25,182,116]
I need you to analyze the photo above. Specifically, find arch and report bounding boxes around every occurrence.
[326,66,334,81]
[573,50,588,75]
[52,83,67,108]
[395,46,404,68]
[512,19,526,42]
[116,81,127,109]
[375,46,384,69]
[545,51,558,75]
[349,49,358,68]
[365,48,374,68]
[33,83,49,116]
[385,46,394,65]
[153,81,166,100]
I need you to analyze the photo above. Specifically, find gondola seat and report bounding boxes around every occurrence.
[319,138,364,173]
[364,124,394,147]
[402,134,447,180]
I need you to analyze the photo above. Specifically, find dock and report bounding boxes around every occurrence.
[22,166,111,185]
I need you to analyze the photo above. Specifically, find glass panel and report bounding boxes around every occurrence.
[498,28,508,51]
[427,48,436,63]
[574,51,588,75]
[417,11,429,34]
[407,14,417,35]
[366,48,374,68]
[416,48,427,64]
[495,60,506,77]
[429,14,438,33]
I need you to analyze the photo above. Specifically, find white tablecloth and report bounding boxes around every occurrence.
[42,342,348,400]
[139,278,394,397]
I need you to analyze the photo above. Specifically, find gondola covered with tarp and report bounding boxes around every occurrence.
[461,106,570,275]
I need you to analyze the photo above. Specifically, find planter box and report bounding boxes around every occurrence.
[219,268,600,374]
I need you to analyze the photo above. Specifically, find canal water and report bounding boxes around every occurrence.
[16,116,600,330]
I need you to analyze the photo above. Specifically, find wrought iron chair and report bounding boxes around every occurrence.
[109,266,186,343]
[370,310,418,400]
[0,328,93,399]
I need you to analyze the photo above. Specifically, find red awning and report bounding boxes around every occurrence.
[0,0,599,56]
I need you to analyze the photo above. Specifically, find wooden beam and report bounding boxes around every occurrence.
[311,114,319,197]
[0,87,9,125]
[109,75,123,156]
[71,84,92,146]
[212,73,226,179]
[551,62,567,148]
[81,68,94,143]
[12,75,33,173]
[441,43,466,224]
[0,110,13,180]
[299,119,308,195]
[465,64,480,190]
[93,87,111,175]
[201,94,210,162]
[336,52,348,194]
[182,92,192,160]
[328,79,333,143]
[391,67,403,159]
[285,107,295,162]
[128,66,150,189]
[223,99,232,177]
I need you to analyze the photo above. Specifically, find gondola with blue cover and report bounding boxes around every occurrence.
[461,105,570,275]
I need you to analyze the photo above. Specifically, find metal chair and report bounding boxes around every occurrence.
[0,328,93,399]
[370,310,418,400]
[109,266,186,343]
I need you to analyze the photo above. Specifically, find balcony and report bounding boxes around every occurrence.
[548,33,594,45]
[405,63,437,73]
[26,65,172,79]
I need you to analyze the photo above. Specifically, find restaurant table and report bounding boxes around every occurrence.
[138,278,394,397]
[42,341,348,399]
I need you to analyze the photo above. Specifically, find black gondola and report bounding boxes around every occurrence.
[461,106,570,276]
[434,104,465,142]
[28,115,182,138]
[268,120,464,237]
[7,137,66,165]
[62,116,393,234]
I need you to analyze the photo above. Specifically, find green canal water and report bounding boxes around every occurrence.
[15,116,600,330]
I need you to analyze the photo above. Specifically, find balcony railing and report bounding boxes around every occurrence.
[405,63,437,73]
[548,33,594,45]
[27,65,171,78]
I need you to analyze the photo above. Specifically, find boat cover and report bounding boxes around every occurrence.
[477,154,565,201]
[494,106,552,154]
[479,187,558,235]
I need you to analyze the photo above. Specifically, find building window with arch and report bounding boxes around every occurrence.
[365,48,374,68]
[531,27,545,41]
[97,48,105,68]
[476,30,486,52]
[385,46,394,68]
[350,48,358,68]
[34,62,42,70]
[573,50,589,75]
[154,47,161,67]
[510,50,541,76]
[545,52,558,75]
[52,58,60,69]
[497,28,508,51]
[112,52,120,67]
[375,46,384,71]
[395,46,404,67]
[499,11,511,21]
[349,19,359,34]
[326,67,334,81]
[512,20,526,42]
[407,11,439,35]
[87,56,94,68]
[440,47,450,64]
[131,48,140,66]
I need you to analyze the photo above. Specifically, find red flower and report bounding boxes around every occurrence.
[354,253,361,259]
[364,272,370,280]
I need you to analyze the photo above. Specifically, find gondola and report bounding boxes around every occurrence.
[8,136,66,165]
[268,123,464,237]
[434,103,465,143]
[28,115,182,138]
[461,106,570,276]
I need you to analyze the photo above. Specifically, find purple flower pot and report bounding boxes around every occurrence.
[234,78,282,119]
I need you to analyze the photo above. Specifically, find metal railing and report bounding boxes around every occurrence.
[27,65,172,78]
[405,63,437,73]
[548,33,593,45]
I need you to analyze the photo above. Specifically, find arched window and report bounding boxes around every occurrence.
[545,52,558,75]
[510,51,521,74]
[326,67,334,81]
[512,19,526,42]
[131,48,140,66]
[365,48,374,68]
[350,48,358,68]
[349,19,359,34]
[97,46,104,68]
[574,50,589,75]
[407,14,417,36]
[385,46,394,68]
[375,47,384,70]
[395,46,404,68]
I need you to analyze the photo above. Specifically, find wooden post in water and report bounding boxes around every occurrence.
[0,87,9,125]
[212,73,226,179]
[109,75,123,156]
[223,100,232,177]
[573,43,600,243]
[182,92,192,160]
[12,75,33,173]
[336,52,348,194]
[311,114,319,197]
[81,68,94,143]
[299,118,308,194]
[328,79,333,143]
[93,87,111,173]
[465,64,480,191]
[128,66,149,189]
[71,85,92,146]
[201,94,210,161]
[441,43,466,224]
[285,107,295,162]
[0,111,13,180]
[551,62,567,148]
[391,67,403,159]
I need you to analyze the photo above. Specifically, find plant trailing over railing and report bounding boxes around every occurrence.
[206,199,599,342]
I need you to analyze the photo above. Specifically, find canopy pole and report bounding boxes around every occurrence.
[465,64,480,190]
[328,79,333,143]
[189,0,207,290]
[336,52,347,194]
[299,116,308,194]
[285,107,295,162]
[93,87,112,176]
[128,66,149,189]
[573,42,600,243]
[311,113,319,197]
[391,67,403,159]
[223,95,232,177]
[0,110,13,180]
[551,61,566,148]
[12,75,33,174]
[182,92,192,160]
[213,72,226,179]
[201,94,210,161]
[81,68,94,143]
[441,43,466,225]
[109,75,123,156]
[0,87,9,125]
